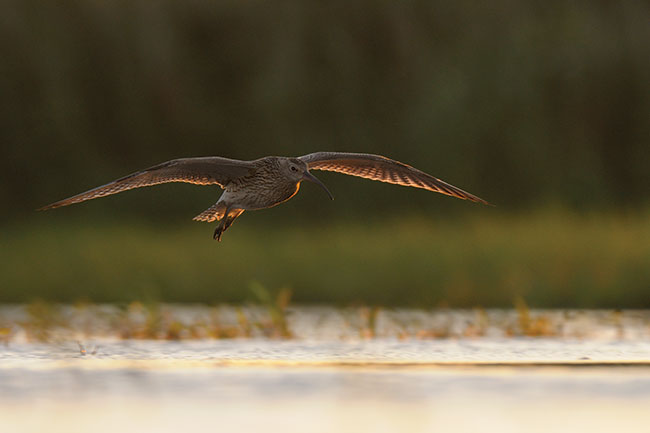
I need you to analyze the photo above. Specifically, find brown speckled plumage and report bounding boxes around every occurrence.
[39,152,490,241]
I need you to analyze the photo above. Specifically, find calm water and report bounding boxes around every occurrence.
[1,307,649,433]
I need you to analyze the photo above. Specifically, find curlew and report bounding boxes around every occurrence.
[39,152,490,241]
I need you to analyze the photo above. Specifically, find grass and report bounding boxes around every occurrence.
[1,208,649,308]
[1,299,648,343]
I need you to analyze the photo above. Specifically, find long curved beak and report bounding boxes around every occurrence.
[302,171,334,200]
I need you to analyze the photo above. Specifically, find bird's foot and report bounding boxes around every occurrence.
[213,225,224,242]
[213,215,232,241]
[211,209,243,242]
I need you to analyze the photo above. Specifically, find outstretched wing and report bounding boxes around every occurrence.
[299,152,489,205]
[39,157,254,210]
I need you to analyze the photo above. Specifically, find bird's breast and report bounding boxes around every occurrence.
[226,178,300,210]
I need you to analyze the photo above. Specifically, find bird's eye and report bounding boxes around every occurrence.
[290,166,298,172]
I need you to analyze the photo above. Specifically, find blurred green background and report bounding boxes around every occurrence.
[1,1,648,307]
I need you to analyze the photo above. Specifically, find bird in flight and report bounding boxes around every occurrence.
[39,152,489,241]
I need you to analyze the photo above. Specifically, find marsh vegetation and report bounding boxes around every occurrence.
[3,209,648,308]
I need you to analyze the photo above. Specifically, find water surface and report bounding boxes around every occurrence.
[1,307,648,433]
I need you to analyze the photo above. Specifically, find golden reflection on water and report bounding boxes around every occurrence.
[1,306,648,433]
[2,368,649,433]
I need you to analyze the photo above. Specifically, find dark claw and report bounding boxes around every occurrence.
[213,226,223,242]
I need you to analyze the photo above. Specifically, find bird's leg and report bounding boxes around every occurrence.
[224,209,244,230]
[213,219,227,242]
[213,208,244,242]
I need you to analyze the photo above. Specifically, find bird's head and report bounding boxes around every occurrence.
[282,158,334,200]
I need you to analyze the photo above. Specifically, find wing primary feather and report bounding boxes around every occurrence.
[38,157,253,211]
[300,152,491,205]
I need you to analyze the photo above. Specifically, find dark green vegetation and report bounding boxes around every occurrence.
[3,209,649,308]
[2,1,649,219]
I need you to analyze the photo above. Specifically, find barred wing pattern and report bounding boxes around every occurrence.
[300,152,489,205]
[39,157,253,210]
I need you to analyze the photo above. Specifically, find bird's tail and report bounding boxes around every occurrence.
[192,202,227,222]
